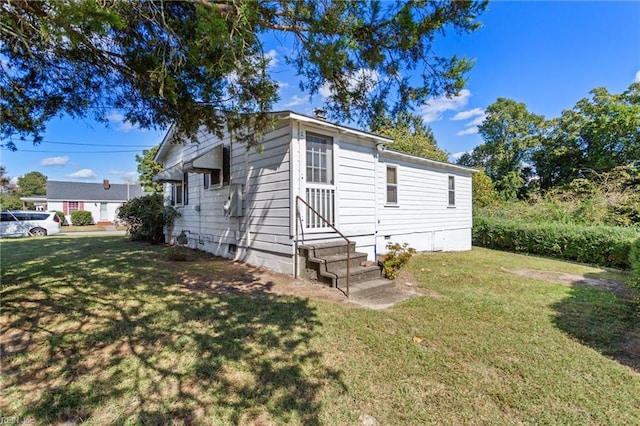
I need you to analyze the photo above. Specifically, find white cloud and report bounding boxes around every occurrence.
[116,121,137,132]
[284,95,308,108]
[318,82,333,98]
[450,151,471,161]
[635,69,640,82]
[107,111,143,132]
[319,68,379,99]
[419,89,471,123]
[40,156,69,166]
[451,107,485,121]
[108,170,138,179]
[264,49,278,69]
[467,114,487,127]
[107,112,124,122]
[456,127,480,136]
[66,169,97,179]
[448,105,487,137]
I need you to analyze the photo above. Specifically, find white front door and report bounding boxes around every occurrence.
[100,203,108,221]
[303,132,336,229]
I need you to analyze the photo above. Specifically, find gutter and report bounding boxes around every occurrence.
[378,147,479,174]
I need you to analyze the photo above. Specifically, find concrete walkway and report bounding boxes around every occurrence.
[347,286,422,309]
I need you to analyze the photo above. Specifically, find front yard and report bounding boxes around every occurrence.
[1,236,639,424]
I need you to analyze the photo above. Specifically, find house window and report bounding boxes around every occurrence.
[386,166,398,204]
[182,172,189,205]
[68,201,80,213]
[207,146,231,188]
[448,176,455,206]
[223,145,230,185]
[306,133,333,184]
[173,180,183,205]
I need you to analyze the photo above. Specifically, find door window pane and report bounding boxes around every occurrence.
[306,134,333,184]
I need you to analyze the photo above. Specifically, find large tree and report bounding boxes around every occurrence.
[0,165,13,194]
[457,98,544,199]
[533,82,640,190]
[17,171,47,196]
[371,112,448,162]
[1,0,487,150]
[0,166,21,209]
[136,146,163,193]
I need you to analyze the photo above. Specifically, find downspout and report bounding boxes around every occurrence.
[373,144,379,261]
[292,119,301,277]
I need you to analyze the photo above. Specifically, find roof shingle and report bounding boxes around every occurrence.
[46,181,147,201]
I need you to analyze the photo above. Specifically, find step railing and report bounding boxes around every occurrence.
[295,195,351,298]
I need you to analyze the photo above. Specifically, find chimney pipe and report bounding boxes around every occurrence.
[103,179,110,190]
[314,108,327,120]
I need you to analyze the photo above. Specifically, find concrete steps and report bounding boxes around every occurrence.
[299,241,394,296]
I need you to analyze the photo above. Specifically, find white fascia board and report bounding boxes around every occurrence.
[154,123,178,163]
[380,148,478,174]
[285,112,393,145]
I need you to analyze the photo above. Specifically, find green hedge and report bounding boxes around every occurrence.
[630,237,640,289]
[473,217,640,269]
[70,210,93,226]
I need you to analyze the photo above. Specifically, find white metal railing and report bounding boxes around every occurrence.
[305,187,335,229]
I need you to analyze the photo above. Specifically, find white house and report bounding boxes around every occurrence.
[154,111,475,276]
[46,180,146,225]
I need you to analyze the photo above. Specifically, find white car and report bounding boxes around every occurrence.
[0,211,61,237]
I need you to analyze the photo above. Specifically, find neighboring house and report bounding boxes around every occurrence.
[45,180,147,225]
[154,111,475,276]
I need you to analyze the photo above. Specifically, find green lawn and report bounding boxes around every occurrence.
[2,236,639,425]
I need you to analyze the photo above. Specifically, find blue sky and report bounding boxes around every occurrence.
[2,1,639,185]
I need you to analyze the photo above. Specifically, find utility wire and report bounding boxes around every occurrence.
[2,139,156,148]
[1,148,147,154]
[42,140,156,148]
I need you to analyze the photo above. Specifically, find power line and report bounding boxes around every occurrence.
[3,139,157,148]
[1,148,147,154]
[42,140,156,148]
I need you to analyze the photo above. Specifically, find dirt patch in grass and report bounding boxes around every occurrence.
[394,269,446,299]
[176,259,348,304]
[502,267,632,297]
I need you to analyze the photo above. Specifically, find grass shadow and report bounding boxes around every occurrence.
[551,271,640,372]
[1,236,345,424]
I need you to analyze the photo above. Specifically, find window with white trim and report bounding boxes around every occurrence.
[306,133,333,184]
[448,175,455,206]
[386,166,398,204]
[182,172,189,205]
[172,181,182,205]
[171,174,188,205]
[204,146,230,188]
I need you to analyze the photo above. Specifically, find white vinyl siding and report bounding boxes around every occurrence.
[333,138,377,257]
[376,155,472,253]
[160,120,294,273]
[158,114,474,274]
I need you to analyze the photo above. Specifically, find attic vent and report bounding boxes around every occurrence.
[314,108,326,120]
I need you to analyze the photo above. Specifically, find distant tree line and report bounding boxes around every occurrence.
[459,82,639,227]
[0,168,47,210]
